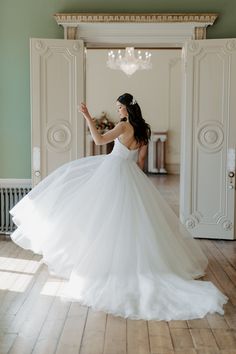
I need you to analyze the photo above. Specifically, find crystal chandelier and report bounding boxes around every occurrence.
[107,47,152,76]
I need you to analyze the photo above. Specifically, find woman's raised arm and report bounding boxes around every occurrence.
[79,103,126,145]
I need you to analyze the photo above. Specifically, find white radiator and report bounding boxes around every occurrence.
[0,185,31,234]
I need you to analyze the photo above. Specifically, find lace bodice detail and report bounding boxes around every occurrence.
[110,138,139,161]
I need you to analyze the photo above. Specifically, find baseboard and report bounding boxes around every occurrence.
[0,179,32,187]
[0,233,11,240]
[166,163,180,175]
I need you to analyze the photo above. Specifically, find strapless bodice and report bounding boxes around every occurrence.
[110,138,139,161]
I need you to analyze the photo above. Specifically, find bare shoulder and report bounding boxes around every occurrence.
[116,120,128,128]
[115,120,130,133]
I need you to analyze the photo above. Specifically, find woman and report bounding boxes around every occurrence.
[10,93,227,321]
[81,93,150,170]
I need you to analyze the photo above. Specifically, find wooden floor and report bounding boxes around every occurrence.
[0,175,236,354]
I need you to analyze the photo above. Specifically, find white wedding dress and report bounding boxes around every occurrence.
[10,138,227,321]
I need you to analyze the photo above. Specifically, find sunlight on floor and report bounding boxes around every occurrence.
[0,256,42,292]
[0,253,67,296]
[40,279,64,296]
[0,257,41,273]
[0,271,33,292]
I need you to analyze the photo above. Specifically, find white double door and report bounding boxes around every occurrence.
[31,38,236,239]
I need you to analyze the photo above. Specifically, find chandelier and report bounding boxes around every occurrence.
[107,47,152,76]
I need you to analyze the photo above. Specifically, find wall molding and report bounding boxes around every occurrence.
[0,179,32,187]
[54,12,218,24]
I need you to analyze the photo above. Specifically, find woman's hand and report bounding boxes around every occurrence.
[79,103,91,119]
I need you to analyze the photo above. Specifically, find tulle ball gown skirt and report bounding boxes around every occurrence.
[10,138,228,321]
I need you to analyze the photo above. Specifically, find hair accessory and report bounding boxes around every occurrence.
[130,97,137,105]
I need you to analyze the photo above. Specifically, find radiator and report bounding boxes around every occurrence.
[0,186,31,234]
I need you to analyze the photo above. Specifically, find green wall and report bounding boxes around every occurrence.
[1,0,236,178]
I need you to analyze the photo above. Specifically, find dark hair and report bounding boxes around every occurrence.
[117,93,151,145]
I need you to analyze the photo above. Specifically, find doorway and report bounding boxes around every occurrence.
[85,47,182,214]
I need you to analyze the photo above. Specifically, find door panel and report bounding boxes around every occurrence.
[180,38,236,239]
[30,39,84,186]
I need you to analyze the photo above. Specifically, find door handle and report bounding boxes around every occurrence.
[228,171,235,189]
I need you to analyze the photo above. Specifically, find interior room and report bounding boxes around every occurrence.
[0,1,236,353]
[85,48,181,171]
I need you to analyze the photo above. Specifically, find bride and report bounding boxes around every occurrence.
[10,93,228,321]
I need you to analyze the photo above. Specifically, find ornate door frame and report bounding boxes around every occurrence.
[54,12,218,45]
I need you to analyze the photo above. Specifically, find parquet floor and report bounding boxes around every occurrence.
[0,175,235,354]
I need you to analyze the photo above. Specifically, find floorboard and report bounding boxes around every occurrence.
[0,175,235,354]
